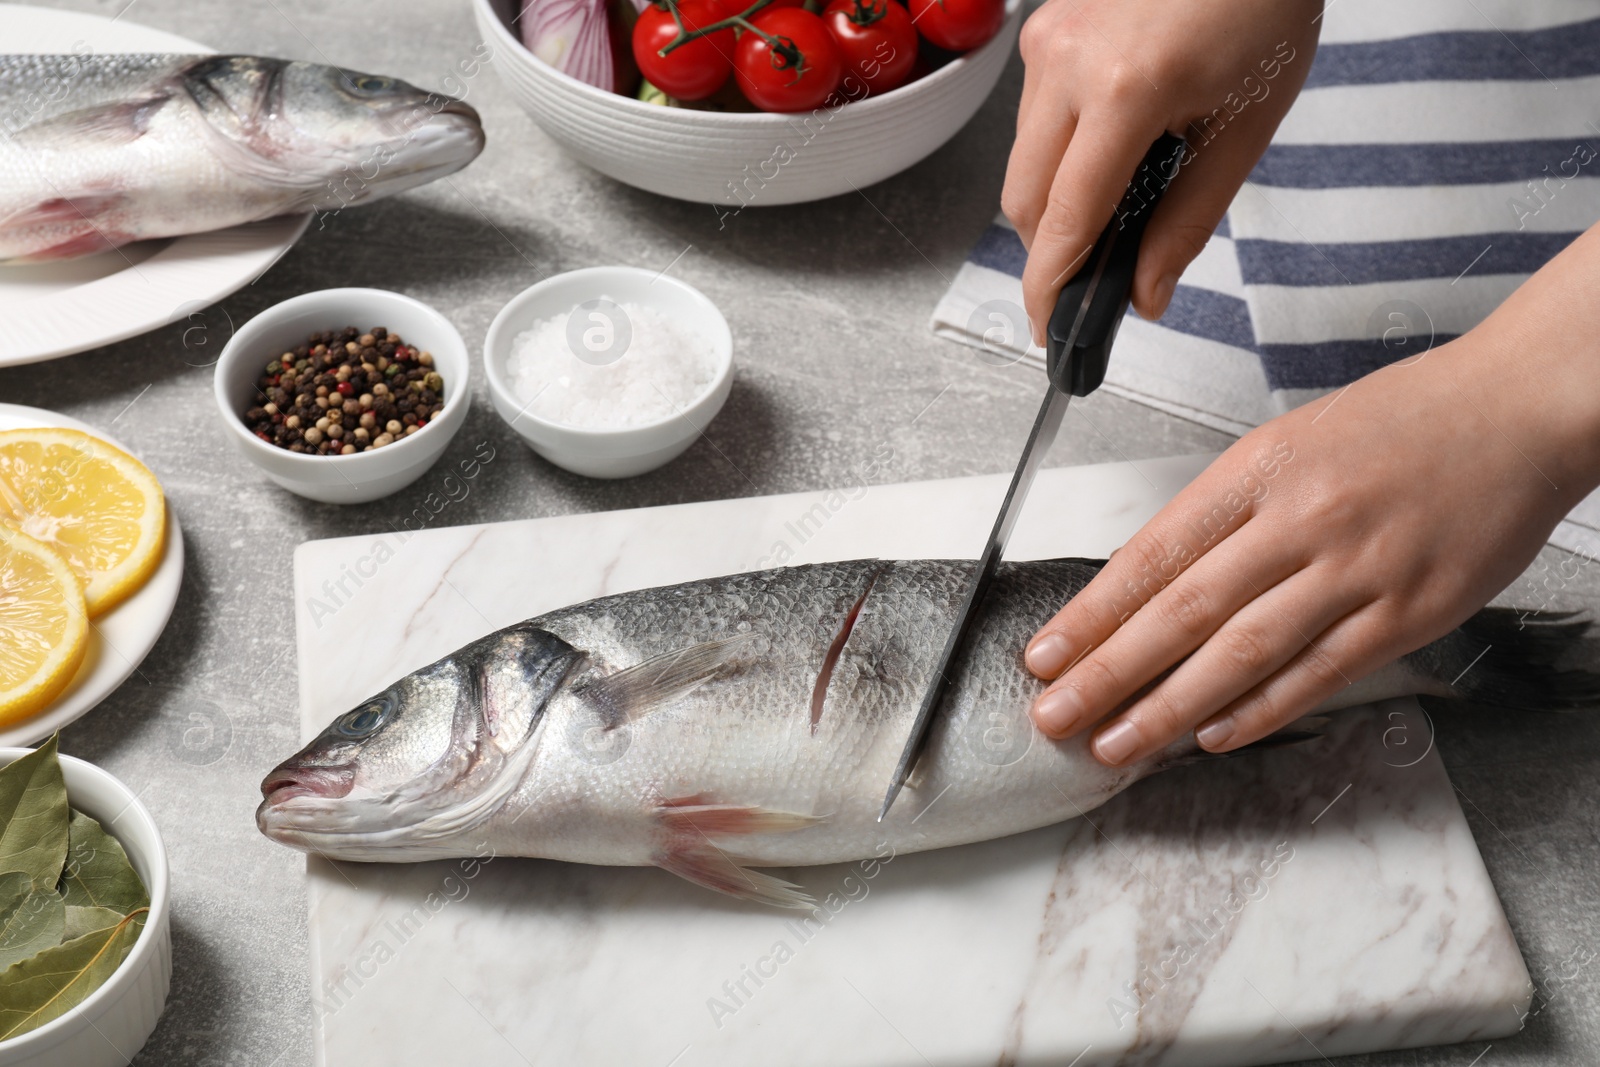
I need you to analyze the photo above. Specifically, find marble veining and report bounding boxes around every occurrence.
[293,457,1532,1066]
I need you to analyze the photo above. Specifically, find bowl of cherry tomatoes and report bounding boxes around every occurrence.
[474,0,1021,205]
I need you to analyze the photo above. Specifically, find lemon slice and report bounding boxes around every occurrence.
[0,526,88,726]
[0,428,166,618]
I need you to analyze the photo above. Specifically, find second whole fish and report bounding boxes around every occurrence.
[257,557,1598,907]
[0,53,484,260]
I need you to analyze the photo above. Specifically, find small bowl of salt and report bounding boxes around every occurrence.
[483,266,734,479]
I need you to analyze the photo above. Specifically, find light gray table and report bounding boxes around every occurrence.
[5,1,1598,1063]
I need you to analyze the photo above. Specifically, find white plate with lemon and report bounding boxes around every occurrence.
[0,404,181,746]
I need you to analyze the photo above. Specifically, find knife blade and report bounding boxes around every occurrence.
[877,133,1186,821]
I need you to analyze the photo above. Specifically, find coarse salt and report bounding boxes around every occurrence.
[506,298,719,429]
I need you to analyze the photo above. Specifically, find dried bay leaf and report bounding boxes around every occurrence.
[0,739,67,889]
[58,809,148,913]
[0,910,146,1040]
[0,877,64,971]
[61,906,124,942]
[0,738,150,1029]
[0,874,27,912]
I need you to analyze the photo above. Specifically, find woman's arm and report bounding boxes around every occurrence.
[1026,222,1600,764]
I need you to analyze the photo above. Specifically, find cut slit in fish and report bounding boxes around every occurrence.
[810,566,883,734]
[653,795,825,908]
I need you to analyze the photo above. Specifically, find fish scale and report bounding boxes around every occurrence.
[259,557,1600,907]
[0,53,483,260]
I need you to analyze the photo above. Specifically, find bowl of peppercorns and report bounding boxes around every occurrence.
[213,288,470,504]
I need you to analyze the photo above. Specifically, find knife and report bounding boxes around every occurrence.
[878,133,1187,821]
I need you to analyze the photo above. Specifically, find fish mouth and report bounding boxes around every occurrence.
[260,763,356,806]
[433,97,481,124]
[391,104,485,172]
[299,103,485,212]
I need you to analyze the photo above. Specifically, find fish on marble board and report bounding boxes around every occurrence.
[257,558,1600,907]
[0,53,484,260]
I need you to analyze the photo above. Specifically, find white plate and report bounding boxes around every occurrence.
[0,403,184,746]
[0,4,310,366]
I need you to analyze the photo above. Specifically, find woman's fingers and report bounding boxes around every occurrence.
[1087,569,1365,765]
[1023,521,1226,680]
[1130,101,1294,320]
[1193,609,1388,752]
[1003,4,1077,253]
[1029,530,1304,738]
[1001,83,1076,255]
[1019,111,1164,345]
[1025,445,1281,679]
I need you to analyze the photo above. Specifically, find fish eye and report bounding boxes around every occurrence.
[347,75,394,94]
[334,693,394,738]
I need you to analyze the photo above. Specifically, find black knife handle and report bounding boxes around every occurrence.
[1045,133,1186,397]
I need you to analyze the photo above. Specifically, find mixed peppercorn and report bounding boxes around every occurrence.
[243,326,445,456]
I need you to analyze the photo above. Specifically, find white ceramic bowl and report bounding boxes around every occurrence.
[483,266,734,478]
[0,748,170,1067]
[213,289,470,504]
[473,0,1023,205]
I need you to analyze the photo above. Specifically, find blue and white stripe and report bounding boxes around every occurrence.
[929,0,1600,549]
[931,213,1275,435]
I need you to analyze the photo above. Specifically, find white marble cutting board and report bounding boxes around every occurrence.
[291,453,1532,1067]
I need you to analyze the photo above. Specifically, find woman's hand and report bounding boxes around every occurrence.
[1003,0,1322,340]
[1024,225,1600,766]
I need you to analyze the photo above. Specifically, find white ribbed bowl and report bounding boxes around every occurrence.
[0,749,170,1067]
[474,0,1022,205]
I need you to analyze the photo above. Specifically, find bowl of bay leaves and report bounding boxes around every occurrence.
[0,739,169,1067]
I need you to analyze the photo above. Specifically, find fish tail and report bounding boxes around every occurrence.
[1409,608,1600,711]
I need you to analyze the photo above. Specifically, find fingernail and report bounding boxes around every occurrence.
[1093,720,1142,765]
[1195,716,1234,751]
[1025,633,1072,677]
[1148,273,1178,320]
[1033,688,1084,736]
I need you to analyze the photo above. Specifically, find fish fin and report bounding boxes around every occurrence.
[654,845,815,909]
[1162,719,1327,769]
[576,634,755,727]
[0,193,125,230]
[652,795,823,906]
[657,794,826,837]
[15,97,168,145]
[6,228,125,262]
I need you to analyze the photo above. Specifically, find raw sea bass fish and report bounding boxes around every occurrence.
[0,54,484,260]
[258,558,1598,907]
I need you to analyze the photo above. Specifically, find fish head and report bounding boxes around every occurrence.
[256,626,581,860]
[181,55,486,208]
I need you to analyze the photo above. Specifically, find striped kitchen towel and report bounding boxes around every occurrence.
[930,0,1600,553]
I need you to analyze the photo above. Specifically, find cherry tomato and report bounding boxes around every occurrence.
[822,0,916,97]
[633,0,737,101]
[734,8,843,111]
[906,0,1002,52]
